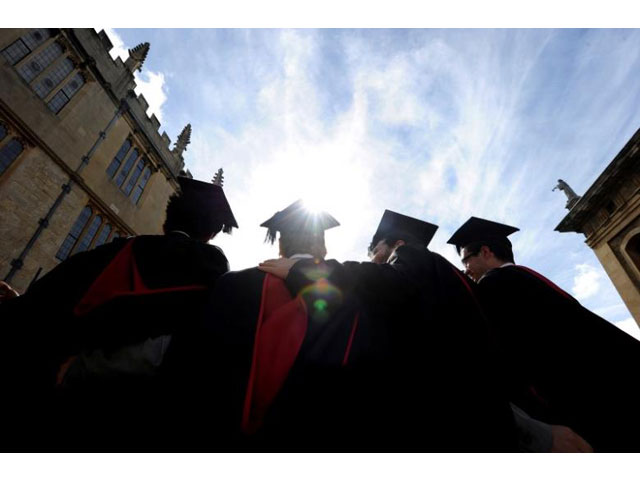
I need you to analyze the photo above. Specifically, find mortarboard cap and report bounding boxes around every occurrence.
[177,176,239,233]
[369,210,439,252]
[447,216,519,254]
[260,199,340,244]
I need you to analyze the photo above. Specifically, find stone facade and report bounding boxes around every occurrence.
[556,128,640,324]
[0,28,190,292]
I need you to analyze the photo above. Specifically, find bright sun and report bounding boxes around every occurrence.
[219,135,377,266]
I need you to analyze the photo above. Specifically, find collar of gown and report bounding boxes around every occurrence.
[289,253,314,259]
[479,262,515,282]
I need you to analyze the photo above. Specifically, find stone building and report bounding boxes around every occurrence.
[0,28,191,293]
[556,127,640,324]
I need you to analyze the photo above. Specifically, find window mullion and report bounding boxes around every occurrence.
[89,223,103,250]
[70,209,95,256]
[122,158,137,187]
[28,52,68,88]
[112,140,134,178]
[12,35,58,71]
[43,67,78,103]
[0,134,12,150]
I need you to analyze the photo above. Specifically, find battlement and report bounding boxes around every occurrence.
[137,93,149,113]
[161,132,171,148]
[67,28,185,179]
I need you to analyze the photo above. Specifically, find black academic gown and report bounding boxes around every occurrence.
[195,260,363,452]
[477,265,640,452]
[289,245,517,452]
[0,232,229,451]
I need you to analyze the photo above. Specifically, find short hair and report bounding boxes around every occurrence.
[279,230,327,259]
[163,192,225,240]
[464,239,515,263]
[368,231,425,255]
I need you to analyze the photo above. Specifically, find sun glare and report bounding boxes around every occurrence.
[238,132,377,263]
[301,196,326,214]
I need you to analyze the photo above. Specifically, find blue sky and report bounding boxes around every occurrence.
[105,28,640,336]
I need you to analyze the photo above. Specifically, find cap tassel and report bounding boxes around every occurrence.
[264,229,277,244]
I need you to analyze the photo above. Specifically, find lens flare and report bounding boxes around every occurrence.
[313,299,328,311]
[299,278,343,322]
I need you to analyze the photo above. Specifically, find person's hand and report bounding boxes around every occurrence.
[550,425,593,452]
[258,258,301,279]
[0,281,19,303]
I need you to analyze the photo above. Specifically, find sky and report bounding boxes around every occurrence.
[101,27,640,338]
[3,5,640,477]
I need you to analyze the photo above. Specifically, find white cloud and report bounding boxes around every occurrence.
[593,302,630,320]
[185,30,591,273]
[571,263,601,301]
[92,28,640,322]
[99,28,128,62]
[187,30,395,270]
[95,28,168,123]
[359,55,426,127]
[133,71,168,123]
[612,317,640,341]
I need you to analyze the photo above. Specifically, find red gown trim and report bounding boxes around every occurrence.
[514,265,572,300]
[342,313,360,366]
[241,273,309,435]
[73,238,206,317]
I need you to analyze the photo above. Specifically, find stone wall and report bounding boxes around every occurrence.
[0,28,183,291]
[0,147,87,292]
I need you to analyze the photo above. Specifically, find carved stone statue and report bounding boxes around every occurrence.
[553,179,581,210]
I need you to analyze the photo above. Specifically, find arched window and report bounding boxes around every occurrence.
[0,123,7,141]
[56,206,92,261]
[114,148,139,187]
[93,224,112,247]
[17,41,64,83]
[47,72,85,114]
[123,158,146,195]
[131,166,152,204]
[0,138,24,176]
[106,139,132,178]
[625,233,640,273]
[74,215,103,254]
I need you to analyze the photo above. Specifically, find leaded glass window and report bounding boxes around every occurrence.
[74,215,103,254]
[2,40,30,66]
[106,139,131,178]
[2,29,85,116]
[47,90,68,114]
[114,148,139,187]
[0,139,24,176]
[61,72,84,97]
[21,29,55,51]
[55,206,92,261]
[123,158,145,195]
[18,42,64,83]
[33,57,74,99]
[46,73,85,114]
[131,167,152,204]
[1,29,55,66]
[94,224,112,247]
